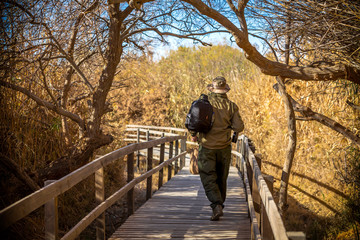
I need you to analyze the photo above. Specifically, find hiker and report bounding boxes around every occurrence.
[190,76,245,221]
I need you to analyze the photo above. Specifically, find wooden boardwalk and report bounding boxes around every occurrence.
[109,166,251,239]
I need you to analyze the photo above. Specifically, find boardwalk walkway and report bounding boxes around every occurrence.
[110,166,251,239]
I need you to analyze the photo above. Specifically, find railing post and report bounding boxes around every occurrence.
[146,130,153,200]
[174,140,179,174]
[159,140,165,189]
[95,167,105,240]
[236,139,240,168]
[245,138,253,190]
[240,137,245,175]
[146,130,150,170]
[168,141,173,181]
[44,180,58,240]
[180,136,186,168]
[127,152,135,216]
[262,174,274,240]
[253,154,262,234]
[136,128,140,170]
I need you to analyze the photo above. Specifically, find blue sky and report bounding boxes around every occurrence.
[151,31,262,61]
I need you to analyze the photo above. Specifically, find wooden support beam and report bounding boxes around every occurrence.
[95,168,105,240]
[146,146,153,200]
[180,137,187,168]
[262,175,274,240]
[127,152,134,216]
[242,160,262,240]
[136,128,140,170]
[44,180,58,240]
[168,142,173,181]
[159,142,165,189]
[175,140,179,174]
[250,151,288,240]
[236,140,240,168]
[146,131,153,200]
[252,155,262,235]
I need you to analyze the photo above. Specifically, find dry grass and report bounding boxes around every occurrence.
[1,44,358,239]
[115,45,359,238]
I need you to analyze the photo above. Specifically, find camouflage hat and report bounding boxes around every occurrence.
[207,76,230,93]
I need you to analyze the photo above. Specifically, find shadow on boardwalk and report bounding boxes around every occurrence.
[109,166,251,240]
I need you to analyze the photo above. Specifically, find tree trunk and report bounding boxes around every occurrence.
[61,67,74,146]
[88,3,124,139]
[38,132,113,182]
[0,153,40,192]
[273,79,297,215]
[39,3,128,182]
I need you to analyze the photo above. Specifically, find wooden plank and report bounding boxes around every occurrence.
[127,152,135,216]
[126,128,178,137]
[180,138,186,168]
[126,124,188,133]
[262,175,274,240]
[242,159,262,240]
[110,166,251,240]
[44,180,58,240]
[168,141,173,181]
[146,145,153,200]
[249,151,288,240]
[95,168,105,240]
[158,142,165,189]
[174,140,179,174]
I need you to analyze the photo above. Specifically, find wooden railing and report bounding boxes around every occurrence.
[0,124,305,240]
[0,130,187,240]
[127,125,304,240]
[234,135,305,240]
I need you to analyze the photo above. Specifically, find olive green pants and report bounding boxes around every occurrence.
[198,145,231,209]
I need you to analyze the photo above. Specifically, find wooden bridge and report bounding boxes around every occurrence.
[0,125,305,240]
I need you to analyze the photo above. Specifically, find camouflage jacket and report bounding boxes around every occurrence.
[190,92,244,149]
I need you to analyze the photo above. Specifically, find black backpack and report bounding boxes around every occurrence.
[185,94,214,133]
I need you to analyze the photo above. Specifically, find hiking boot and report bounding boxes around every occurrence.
[210,205,223,221]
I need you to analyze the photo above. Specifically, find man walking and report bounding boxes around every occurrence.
[190,76,244,221]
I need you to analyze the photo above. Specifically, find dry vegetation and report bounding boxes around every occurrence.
[1,44,359,239]
[112,44,359,239]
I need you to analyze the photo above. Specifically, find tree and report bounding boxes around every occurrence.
[1,0,359,214]
[166,0,360,212]
[0,0,225,185]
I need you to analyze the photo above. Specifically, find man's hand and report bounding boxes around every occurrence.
[191,136,198,142]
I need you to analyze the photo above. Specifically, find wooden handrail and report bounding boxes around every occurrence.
[126,128,179,136]
[234,135,289,240]
[1,125,296,240]
[126,124,188,133]
[248,148,288,240]
[242,156,262,240]
[0,135,186,231]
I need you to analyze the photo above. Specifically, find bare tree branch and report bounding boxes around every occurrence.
[182,0,360,85]
[0,81,85,130]
[346,100,360,111]
[7,0,95,91]
[288,90,360,146]
[0,153,40,192]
